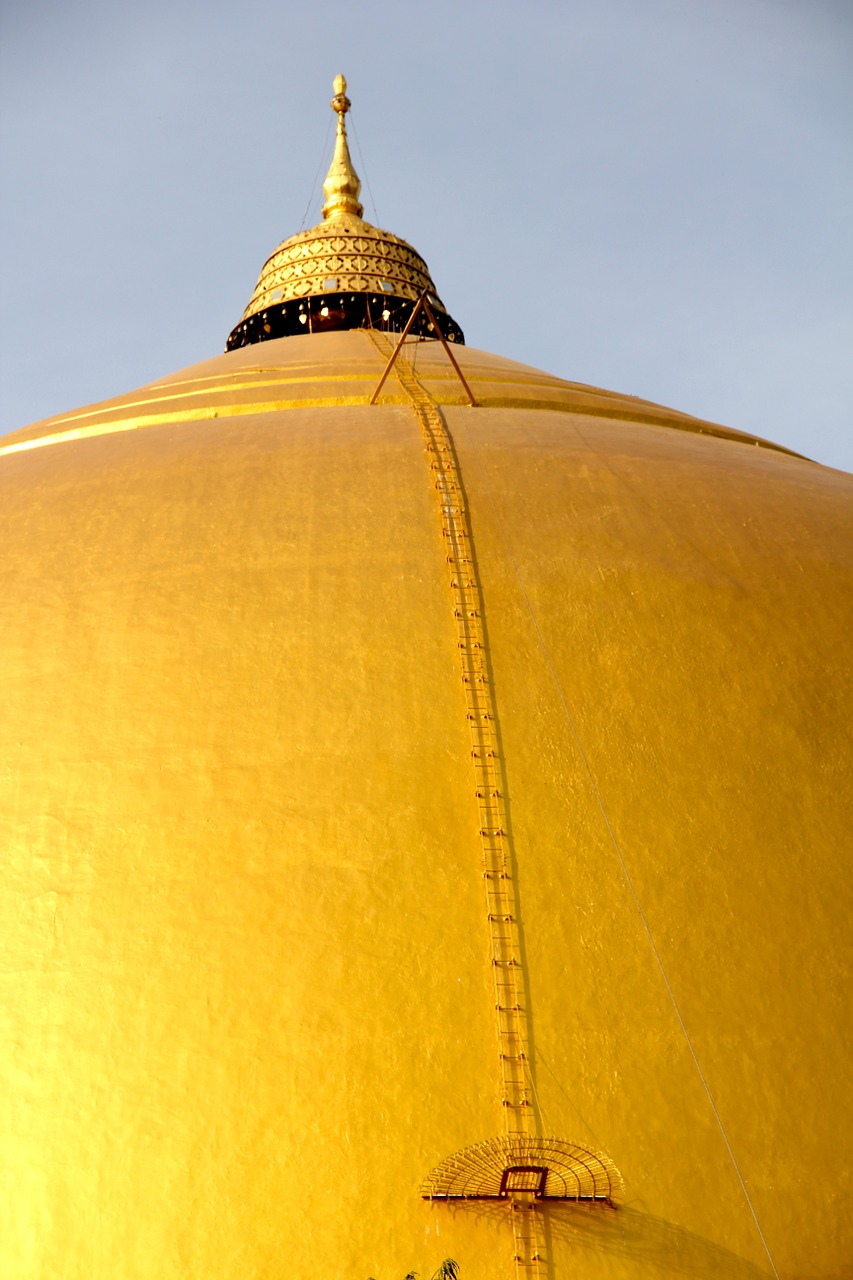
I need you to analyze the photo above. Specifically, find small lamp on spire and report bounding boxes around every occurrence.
[322,74,364,220]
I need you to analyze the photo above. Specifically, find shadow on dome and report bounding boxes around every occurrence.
[436,1199,769,1279]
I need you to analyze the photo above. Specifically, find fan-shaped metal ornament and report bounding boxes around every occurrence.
[421,1137,621,1204]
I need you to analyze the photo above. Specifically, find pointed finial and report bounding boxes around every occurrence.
[322,73,364,221]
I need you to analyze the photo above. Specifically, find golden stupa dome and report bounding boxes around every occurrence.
[227,75,463,350]
[1,77,851,1280]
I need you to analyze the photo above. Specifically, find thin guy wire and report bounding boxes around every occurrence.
[348,109,379,224]
[299,112,334,230]
[523,1049,551,1136]
[458,426,782,1280]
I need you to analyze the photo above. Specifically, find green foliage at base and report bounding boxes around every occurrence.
[369,1258,459,1280]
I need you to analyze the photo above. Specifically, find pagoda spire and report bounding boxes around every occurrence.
[322,74,364,220]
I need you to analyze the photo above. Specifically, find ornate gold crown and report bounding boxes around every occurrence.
[227,75,463,349]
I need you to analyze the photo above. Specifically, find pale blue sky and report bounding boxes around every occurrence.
[1,0,851,470]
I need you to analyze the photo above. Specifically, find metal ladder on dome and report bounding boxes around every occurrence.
[368,329,544,1279]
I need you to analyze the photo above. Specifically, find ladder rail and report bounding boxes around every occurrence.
[368,331,544,1279]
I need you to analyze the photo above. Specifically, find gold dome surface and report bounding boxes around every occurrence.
[0,331,797,458]
[1,329,852,1279]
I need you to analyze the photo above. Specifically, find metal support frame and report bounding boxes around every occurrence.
[369,291,477,407]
